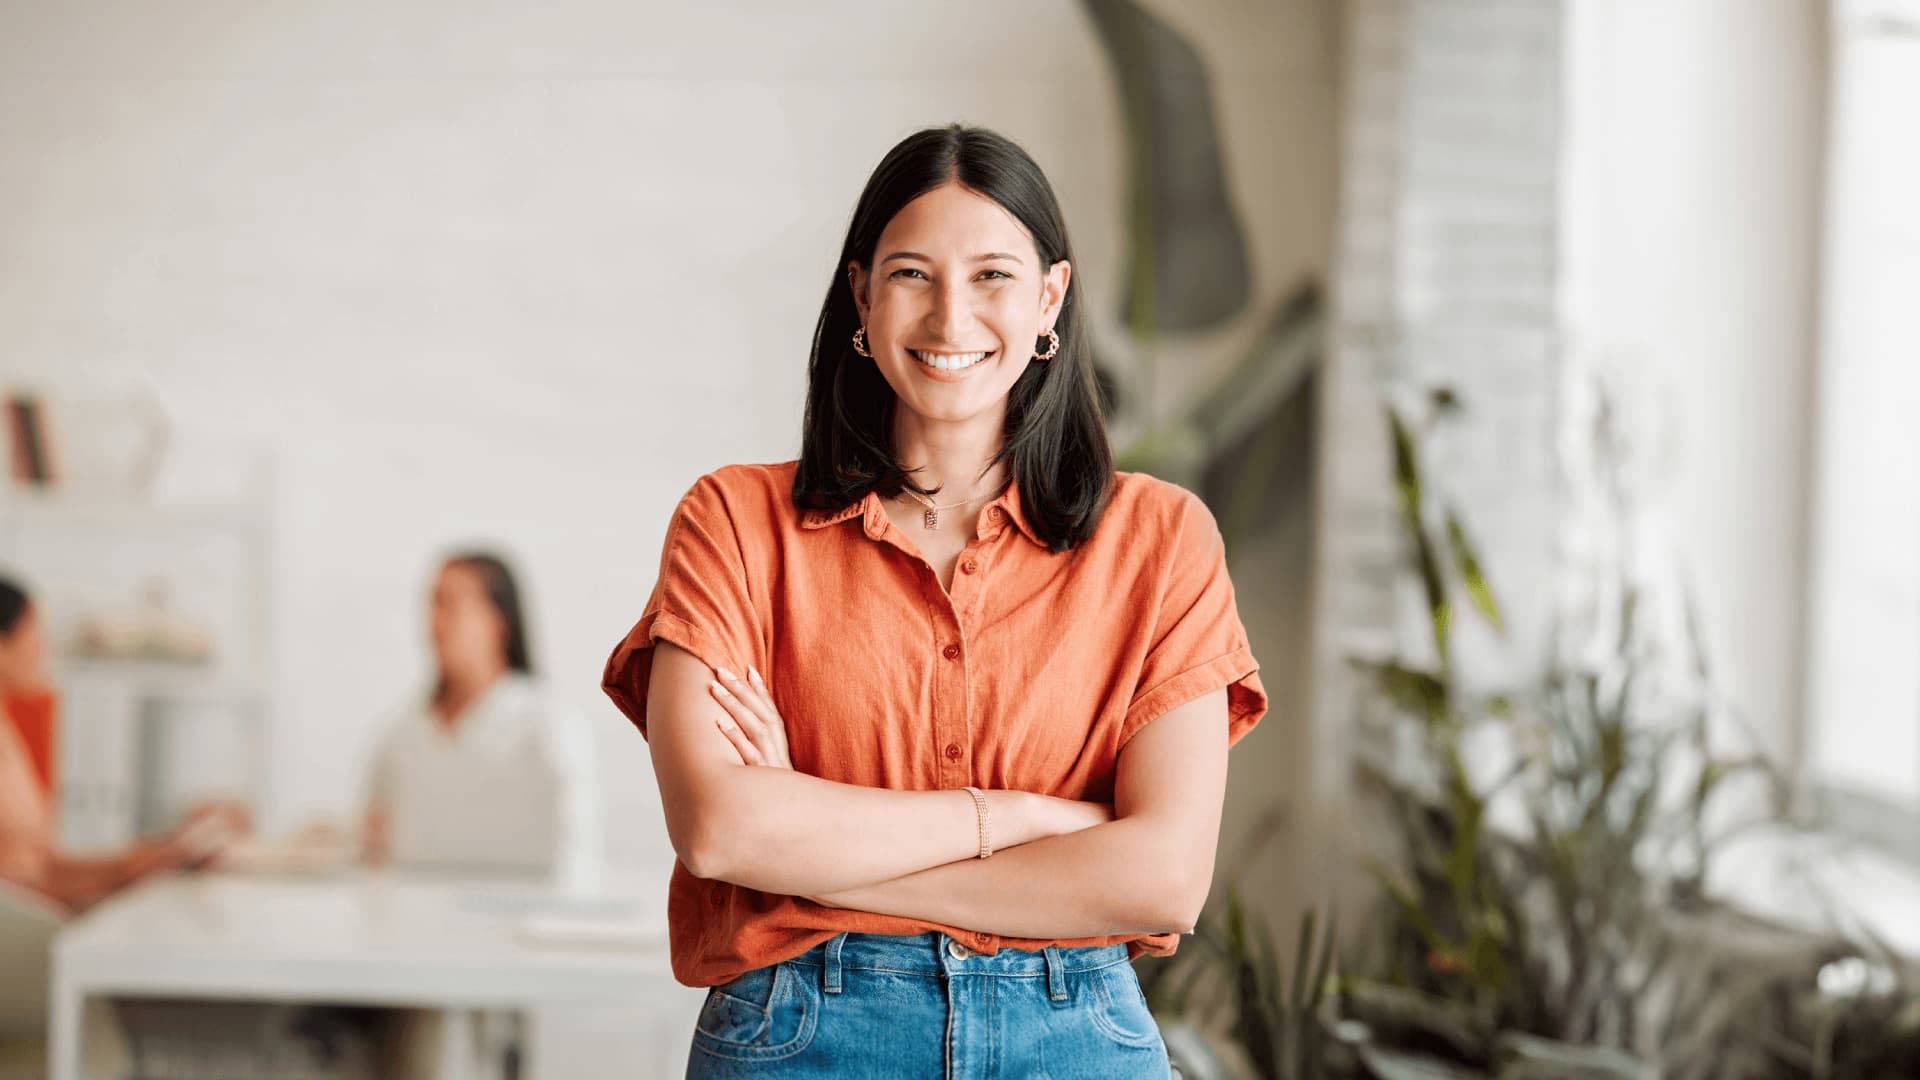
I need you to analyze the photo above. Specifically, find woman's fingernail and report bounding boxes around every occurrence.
[716,667,737,682]
[710,681,731,697]
[749,667,763,684]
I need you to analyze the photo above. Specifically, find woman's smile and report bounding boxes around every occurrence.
[910,347,997,377]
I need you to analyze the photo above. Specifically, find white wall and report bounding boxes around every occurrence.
[0,0,1336,881]
[1318,0,1571,919]
[1562,0,1826,762]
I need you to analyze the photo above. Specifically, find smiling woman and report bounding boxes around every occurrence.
[848,182,1068,420]
[602,125,1267,1078]
[795,125,1111,564]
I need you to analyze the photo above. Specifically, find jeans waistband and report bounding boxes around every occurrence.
[785,932,1132,1001]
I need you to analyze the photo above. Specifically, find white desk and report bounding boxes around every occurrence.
[51,869,695,1079]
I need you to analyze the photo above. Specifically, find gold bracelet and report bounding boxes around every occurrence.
[961,785,992,859]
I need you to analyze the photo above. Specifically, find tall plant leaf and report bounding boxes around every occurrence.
[1445,508,1504,633]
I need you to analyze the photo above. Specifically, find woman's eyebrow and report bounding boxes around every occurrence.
[879,251,1025,265]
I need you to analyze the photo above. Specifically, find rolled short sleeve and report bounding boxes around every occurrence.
[0,720,52,891]
[1119,489,1268,749]
[602,474,763,741]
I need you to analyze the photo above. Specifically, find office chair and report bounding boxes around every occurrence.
[0,879,64,1076]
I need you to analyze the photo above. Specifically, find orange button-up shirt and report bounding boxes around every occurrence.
[602,460,1267,988]
[3,688,58,798]
[0,700,53,890]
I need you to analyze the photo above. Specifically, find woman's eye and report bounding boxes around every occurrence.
[889,268,927,281]
[977,270,1011,281]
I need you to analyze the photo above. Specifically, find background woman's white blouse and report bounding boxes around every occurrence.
[366,674,600,890]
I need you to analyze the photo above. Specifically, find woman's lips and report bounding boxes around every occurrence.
[910,348,994,372]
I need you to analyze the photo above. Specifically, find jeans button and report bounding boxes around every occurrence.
[947,939,970,959]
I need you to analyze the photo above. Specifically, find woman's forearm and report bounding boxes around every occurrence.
[696,768,1072,895]
[808,814,1203,940]
[44,847,154,909]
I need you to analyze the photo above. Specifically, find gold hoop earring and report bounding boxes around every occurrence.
[1033,328,1060,361]
[852,327,872,358]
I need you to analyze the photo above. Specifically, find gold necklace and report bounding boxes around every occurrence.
[898,483,1003,530]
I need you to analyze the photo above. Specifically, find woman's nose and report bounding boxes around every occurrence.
[926,281,975,340]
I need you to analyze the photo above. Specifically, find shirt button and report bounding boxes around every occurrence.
[945,743,962,760]
[960,559,978,575]
[710,892,724,909]
[974,932,990,946]
[942,644,961,661]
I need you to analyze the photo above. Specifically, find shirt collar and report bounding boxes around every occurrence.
[798,498,870,530]
[797,478,1040,545]
[980,477,1037,543]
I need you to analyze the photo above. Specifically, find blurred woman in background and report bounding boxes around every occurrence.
[362,551,599,888]
[0,576,239,913]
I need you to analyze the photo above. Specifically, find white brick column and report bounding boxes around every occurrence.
[1311,0,1567,860]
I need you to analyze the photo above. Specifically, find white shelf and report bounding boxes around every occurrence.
[0,489,269,535]
[0,468,276,852]
[51,657,267,701]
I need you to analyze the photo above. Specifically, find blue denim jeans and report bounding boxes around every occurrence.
[684,931,1173,1078]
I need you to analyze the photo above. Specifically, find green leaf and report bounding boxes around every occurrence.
[1441,747,1486,908]
[1354,660,1450,726]
[1290,907,1315,1009]
[1389,406,1453,665]
[1375,867,1446,950]
[1248,894,1284,1013]
[1445,508,1504,632]
[1311,910,1338,1007]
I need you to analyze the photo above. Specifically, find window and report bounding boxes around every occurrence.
[1803,0,1920,858]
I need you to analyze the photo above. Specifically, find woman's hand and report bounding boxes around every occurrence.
[163,798,252,870]
[704,664,1115,908]
[120,836,193,886]
[712,666,825,901]
[709,666,793,770]
[173,799,252,842]
[986,790,1115,848]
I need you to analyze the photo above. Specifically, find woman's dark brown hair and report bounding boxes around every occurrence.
[794,124,1114,553]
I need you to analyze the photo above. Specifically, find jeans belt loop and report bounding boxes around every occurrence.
[1043,945,1070,1004]
[823,932,847,995]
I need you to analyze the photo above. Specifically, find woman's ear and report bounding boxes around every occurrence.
[1040,259,1071,330]
[847,261,871,322]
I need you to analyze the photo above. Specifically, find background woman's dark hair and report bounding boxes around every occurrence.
[433,551,533,701]
[794,124,1114,553]
[0,576,29,637]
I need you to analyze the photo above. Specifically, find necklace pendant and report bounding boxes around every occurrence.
[923,508,940,530]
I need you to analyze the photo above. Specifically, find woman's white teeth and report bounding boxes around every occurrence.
[912,350,990,371]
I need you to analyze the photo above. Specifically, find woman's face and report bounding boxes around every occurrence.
[429,563,506,681]
[0,604,46,690]
[849,181,1071,430]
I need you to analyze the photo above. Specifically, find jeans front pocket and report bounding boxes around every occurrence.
[1084,960,1166,1050]
[692,961,820,1063]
